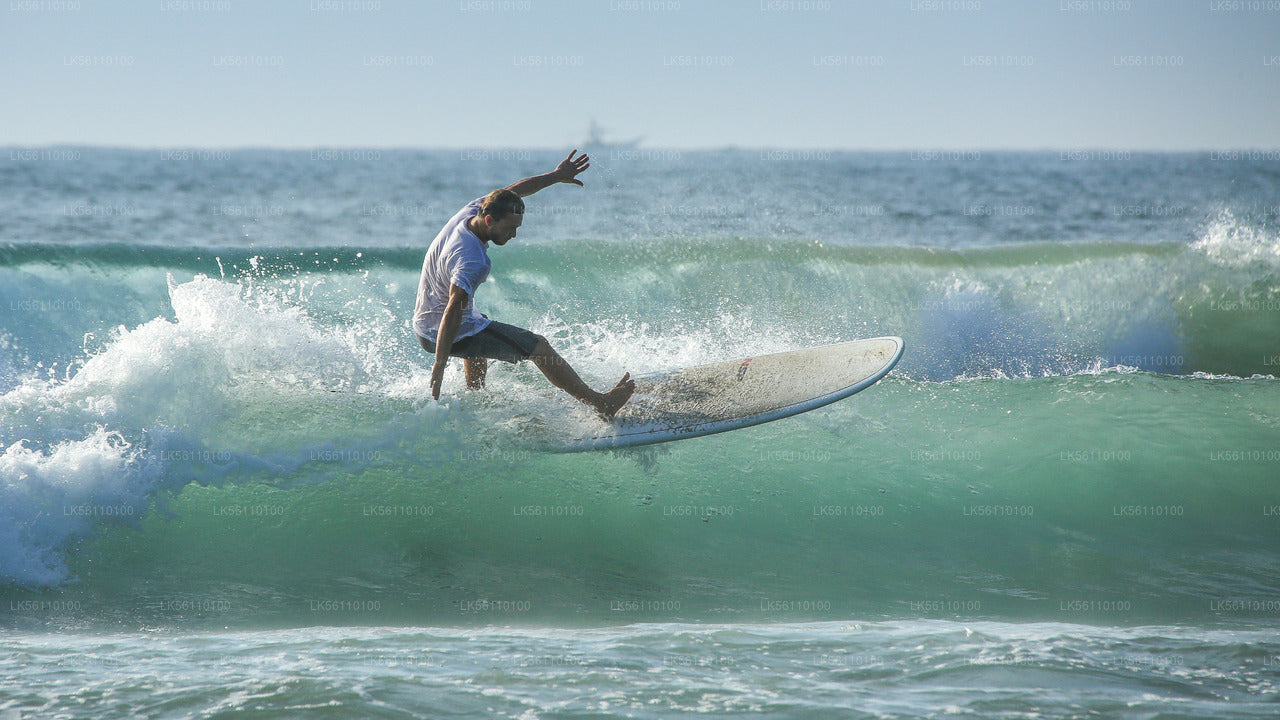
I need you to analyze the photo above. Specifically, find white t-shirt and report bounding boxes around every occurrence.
[414,197,492,343]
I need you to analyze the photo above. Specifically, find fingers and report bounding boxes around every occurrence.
[559,150,589,186]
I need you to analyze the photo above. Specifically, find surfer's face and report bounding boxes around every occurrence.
[486,212,522,246]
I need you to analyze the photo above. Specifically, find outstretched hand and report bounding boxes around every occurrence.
[505,149,593,197]
[554,150,590,186]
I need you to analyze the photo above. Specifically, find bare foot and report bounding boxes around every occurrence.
[593,372,636,419]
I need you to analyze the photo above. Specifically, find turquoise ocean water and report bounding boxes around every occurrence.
[2,149,1278,717]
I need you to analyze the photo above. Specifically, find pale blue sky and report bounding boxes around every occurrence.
[2,0,1277,149]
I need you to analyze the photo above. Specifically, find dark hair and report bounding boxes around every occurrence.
[478,189,525,220]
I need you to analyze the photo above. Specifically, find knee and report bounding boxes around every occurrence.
[529,336,555,361]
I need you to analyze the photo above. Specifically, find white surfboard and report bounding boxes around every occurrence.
[559,337,904,451]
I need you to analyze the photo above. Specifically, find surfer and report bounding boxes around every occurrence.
[414,150,635,418]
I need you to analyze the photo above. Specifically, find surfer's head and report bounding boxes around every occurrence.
[477,189,524,245]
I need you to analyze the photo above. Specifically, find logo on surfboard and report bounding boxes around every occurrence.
[736,358,753,381]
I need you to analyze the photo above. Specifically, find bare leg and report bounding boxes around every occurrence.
[464,357,487,390]
[528,338,635,418]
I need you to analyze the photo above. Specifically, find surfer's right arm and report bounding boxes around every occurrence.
[430,283,469,400]
[504,150,590,197]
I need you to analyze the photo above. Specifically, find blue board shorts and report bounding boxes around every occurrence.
[417,320,542,364]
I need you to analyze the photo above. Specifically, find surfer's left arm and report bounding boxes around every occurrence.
[504,150,590,197]
[429,284,469,400]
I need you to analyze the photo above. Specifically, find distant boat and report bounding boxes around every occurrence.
[583,120,642,150]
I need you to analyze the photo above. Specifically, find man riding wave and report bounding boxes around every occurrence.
[414,150,635,418]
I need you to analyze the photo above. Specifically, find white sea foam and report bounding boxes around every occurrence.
[1192,209,1280,269]
[0,427,150,585]
[0,273,430,586]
